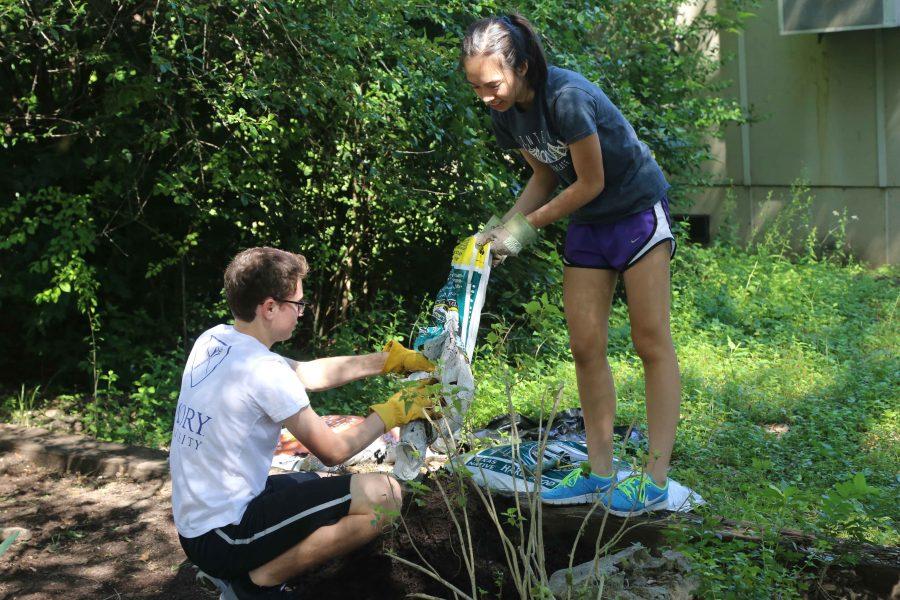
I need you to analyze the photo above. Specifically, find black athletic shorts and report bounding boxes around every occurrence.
[179,472,353,580]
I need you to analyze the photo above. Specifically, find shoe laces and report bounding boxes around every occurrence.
[616,476,649,503]
[558,467,586,488]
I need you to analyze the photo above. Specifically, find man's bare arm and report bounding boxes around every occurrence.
[282,353,387,392]
[282,406,387,467]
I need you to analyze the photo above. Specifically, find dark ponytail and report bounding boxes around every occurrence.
[460,13,548,91]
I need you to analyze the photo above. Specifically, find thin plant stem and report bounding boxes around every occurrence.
[385,552,474,600]
[428,461,477,590]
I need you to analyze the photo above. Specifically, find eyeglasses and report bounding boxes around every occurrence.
[275,298,311,315]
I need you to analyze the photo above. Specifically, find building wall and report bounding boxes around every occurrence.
[689,0,899,265]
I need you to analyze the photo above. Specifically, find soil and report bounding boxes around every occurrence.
[0,454,543,600]
[0,454,893,600]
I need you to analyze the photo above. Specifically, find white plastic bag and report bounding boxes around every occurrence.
[393,236,491,480]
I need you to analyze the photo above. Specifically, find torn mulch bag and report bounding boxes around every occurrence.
[393,235,492,480]
[458,440,704,512]
[473,409,647,449]
[414,235,491,361]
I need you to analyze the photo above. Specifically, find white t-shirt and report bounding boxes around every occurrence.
[170,324,309,538]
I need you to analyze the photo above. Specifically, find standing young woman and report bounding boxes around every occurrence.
[463,14,681,515]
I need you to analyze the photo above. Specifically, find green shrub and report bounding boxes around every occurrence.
[1,0,751,394]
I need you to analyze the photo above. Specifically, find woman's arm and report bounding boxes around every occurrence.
[502,154,559,220]
[282,354,387,392]
[522,133,605,229]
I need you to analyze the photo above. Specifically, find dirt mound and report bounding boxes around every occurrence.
[0,456,523,600]
[2,454,889,599]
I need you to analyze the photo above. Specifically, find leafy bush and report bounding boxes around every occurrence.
[1,0,750,396]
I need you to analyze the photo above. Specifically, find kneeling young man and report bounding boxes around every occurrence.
[170,247,434,599]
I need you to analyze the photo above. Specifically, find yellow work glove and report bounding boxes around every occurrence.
[370,382,440,432]
[381,340,434,375]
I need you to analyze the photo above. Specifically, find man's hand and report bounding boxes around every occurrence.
[369,382,440,432]
[381,340,434,375]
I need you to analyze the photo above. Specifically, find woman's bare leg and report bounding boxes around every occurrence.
[622,243,681,486]
[563,266,619,476]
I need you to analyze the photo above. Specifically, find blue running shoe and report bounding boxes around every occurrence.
[541,467,614,505]
[600,474,668,517]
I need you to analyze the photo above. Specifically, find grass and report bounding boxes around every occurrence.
[466,239,898,596]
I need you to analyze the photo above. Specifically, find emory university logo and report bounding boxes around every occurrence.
[190,335,231,387]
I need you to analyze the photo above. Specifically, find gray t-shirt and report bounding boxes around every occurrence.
[491,66,669,224]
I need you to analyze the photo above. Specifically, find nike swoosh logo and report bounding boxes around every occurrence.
[630,237,641,244]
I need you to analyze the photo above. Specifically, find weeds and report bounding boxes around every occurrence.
[390,325,678,600]
[12,384,40,426]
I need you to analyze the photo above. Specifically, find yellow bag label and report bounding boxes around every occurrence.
[451,236,490,269]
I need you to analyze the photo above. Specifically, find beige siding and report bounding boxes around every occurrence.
[887,30,900,187]
[690,0,900,264]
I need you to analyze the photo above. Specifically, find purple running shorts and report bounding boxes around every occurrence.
[563,196,676,272]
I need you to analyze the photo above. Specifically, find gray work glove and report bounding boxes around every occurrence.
[475,213,537,265]
[474,215,502,248]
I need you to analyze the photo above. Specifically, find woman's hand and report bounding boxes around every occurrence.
[475,215,502,247]
[476,212,537,266]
